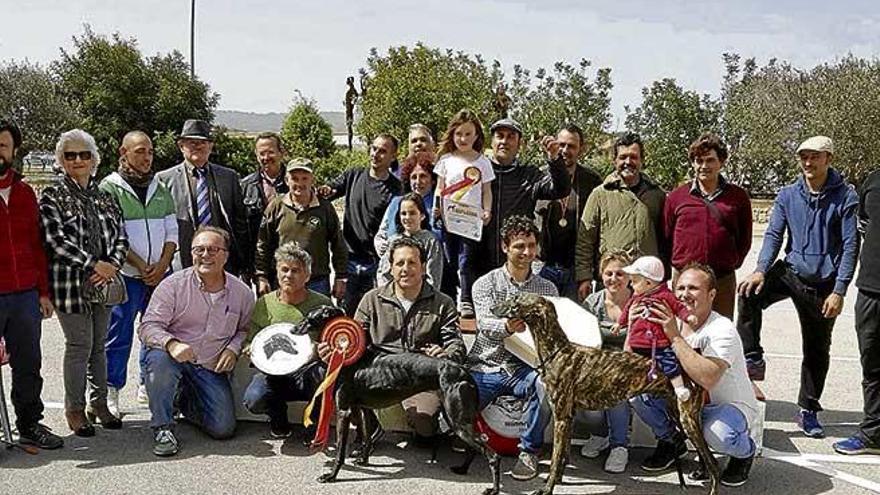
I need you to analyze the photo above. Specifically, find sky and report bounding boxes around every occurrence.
[3,0,879,129]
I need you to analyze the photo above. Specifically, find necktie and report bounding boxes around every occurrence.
[194,167,212,226]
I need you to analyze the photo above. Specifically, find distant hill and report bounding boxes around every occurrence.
[216,110,347,134]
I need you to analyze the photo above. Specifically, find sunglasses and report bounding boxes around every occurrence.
[191,245,227,256]
[63,151,93,161]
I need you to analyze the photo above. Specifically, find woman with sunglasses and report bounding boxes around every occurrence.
[39,129,128,436]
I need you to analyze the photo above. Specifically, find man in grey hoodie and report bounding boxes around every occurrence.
[736,136,860,438]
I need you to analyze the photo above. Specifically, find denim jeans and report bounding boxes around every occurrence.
[539,263,578,301]
[471,366,549,454]
[0,290,44,430]
[343,259,377,316]
[631,393,755,459]
[307,276,331,297]
[443,232,477,307]
[143,348,236,438]
[606,400,631,448]
[106,275,150,389]
[242,361,326,426]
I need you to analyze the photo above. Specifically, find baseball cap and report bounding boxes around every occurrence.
[489,118,523,136]
[796,136,834,155]
[285,158,314,174]
[622,256,665,282]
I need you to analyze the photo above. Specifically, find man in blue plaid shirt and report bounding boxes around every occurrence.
[467,215,557,482]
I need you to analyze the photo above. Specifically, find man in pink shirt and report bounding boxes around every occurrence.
[139,226,255,457]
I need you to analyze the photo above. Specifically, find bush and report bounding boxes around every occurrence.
[313,148,369,186]
[281,97,335,160]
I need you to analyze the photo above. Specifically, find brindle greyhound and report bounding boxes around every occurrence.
[491,293,720,495]
[293,305,503,495]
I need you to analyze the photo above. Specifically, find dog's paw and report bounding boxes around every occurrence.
[450,464,470,475]
[528,490,551,495]
[353,455,370,466]
[481,488,500,495]
[317,473,337,484]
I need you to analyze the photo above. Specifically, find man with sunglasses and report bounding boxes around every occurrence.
[156,119,251,281]
[138,226,255,457]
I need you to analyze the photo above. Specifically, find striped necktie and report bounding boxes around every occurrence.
[194,166,212,226]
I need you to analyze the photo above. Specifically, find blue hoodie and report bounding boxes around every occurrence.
[757,168,860,295]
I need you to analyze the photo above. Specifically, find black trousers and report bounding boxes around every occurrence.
[243,360,326,426]
[855,290,880,445]
[0,290,45,430]
[736,260,835,411]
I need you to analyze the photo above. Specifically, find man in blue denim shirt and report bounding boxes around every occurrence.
[736,136,860,438]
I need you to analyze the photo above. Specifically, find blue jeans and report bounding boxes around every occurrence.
[631,394,755,459]
[143,348,236,438]
[106,275,150,389]
[243,361,326,425]
[308,276,331,297]
[0,290,44,430]
[539,264,578,301]
[443,233,476,306]
[343,259,377,316]
[606,400,631,448]
[472,367,549,454]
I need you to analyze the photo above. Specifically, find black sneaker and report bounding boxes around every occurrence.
[746,357,766,382]
[18,423,64,450]
[153,427,179,457]
[641,433,687,471]
[269,420,292,439]
[687,464,709,482]
[721,455,753,487]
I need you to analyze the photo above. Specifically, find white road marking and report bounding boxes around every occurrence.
[765,352,860,363]
[764,447,880,493]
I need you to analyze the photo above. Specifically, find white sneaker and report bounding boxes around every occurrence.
[107,387,120,418]
[604,446,629,473]
[579,435,609,458]
[136,384,149,407]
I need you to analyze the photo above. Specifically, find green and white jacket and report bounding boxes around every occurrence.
[99,172,178,278]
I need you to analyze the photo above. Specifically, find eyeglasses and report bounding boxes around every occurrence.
[63,151,93,161]
[191,246,227,256]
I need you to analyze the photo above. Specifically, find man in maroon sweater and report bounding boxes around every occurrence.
[663,133,752,318]
[0,120,62,449]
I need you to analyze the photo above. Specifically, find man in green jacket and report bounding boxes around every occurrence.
[350,236,465,440]
[99,131,178,416]
[575,132,666,300]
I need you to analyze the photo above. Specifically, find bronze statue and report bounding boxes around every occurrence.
[494,83,511,119]
[344,76,358,151]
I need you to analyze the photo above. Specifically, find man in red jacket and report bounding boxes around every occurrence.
[0,120,63,449]
[663,133,752,319]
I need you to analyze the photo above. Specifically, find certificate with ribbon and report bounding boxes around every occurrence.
[443,198,483,241]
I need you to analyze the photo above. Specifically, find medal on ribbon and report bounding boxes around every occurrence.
[303,316,366,450]
[441,166,482,201]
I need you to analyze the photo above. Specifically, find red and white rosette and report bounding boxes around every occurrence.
[303,316,367,450]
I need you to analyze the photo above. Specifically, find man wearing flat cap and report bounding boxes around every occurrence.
[156,119,251,278]
[473,118,571,278]
[736,135,860,439]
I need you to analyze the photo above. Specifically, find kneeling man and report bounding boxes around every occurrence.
[139,226,255,456]
[631,262,758,486]
[468,216,557,481]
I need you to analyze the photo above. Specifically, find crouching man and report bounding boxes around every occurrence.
[631,263,758,487]
[138,226,255,456]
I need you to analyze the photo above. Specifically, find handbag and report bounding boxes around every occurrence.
[83,272,129,306]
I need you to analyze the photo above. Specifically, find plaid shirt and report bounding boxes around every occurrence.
[39,176,129,314]
[467,265,558,374]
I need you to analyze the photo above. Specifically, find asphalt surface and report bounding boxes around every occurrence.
[2,234,879,495]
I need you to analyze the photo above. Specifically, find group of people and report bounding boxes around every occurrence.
[1,110,878,490]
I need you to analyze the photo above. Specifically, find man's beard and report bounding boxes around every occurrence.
[0,158,10,175]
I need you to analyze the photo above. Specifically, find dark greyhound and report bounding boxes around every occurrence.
[292,305,503,495]
[491,293,720,495]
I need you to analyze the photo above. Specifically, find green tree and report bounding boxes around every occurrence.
[212,127,255,176]
[624,78,722,189]
[356,44,504,150]
[0,60,80,155]
[52,26,218,176]
[508,59,613,165]
[280,96,336,159]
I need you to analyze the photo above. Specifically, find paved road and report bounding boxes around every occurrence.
[2,235,879,494]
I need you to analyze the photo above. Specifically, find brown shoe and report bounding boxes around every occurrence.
[65,409,96,437]
[86,402,122,430]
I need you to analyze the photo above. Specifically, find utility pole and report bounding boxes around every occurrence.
[190,0,196,77]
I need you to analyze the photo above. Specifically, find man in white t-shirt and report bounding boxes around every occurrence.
[630,261,758,487]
